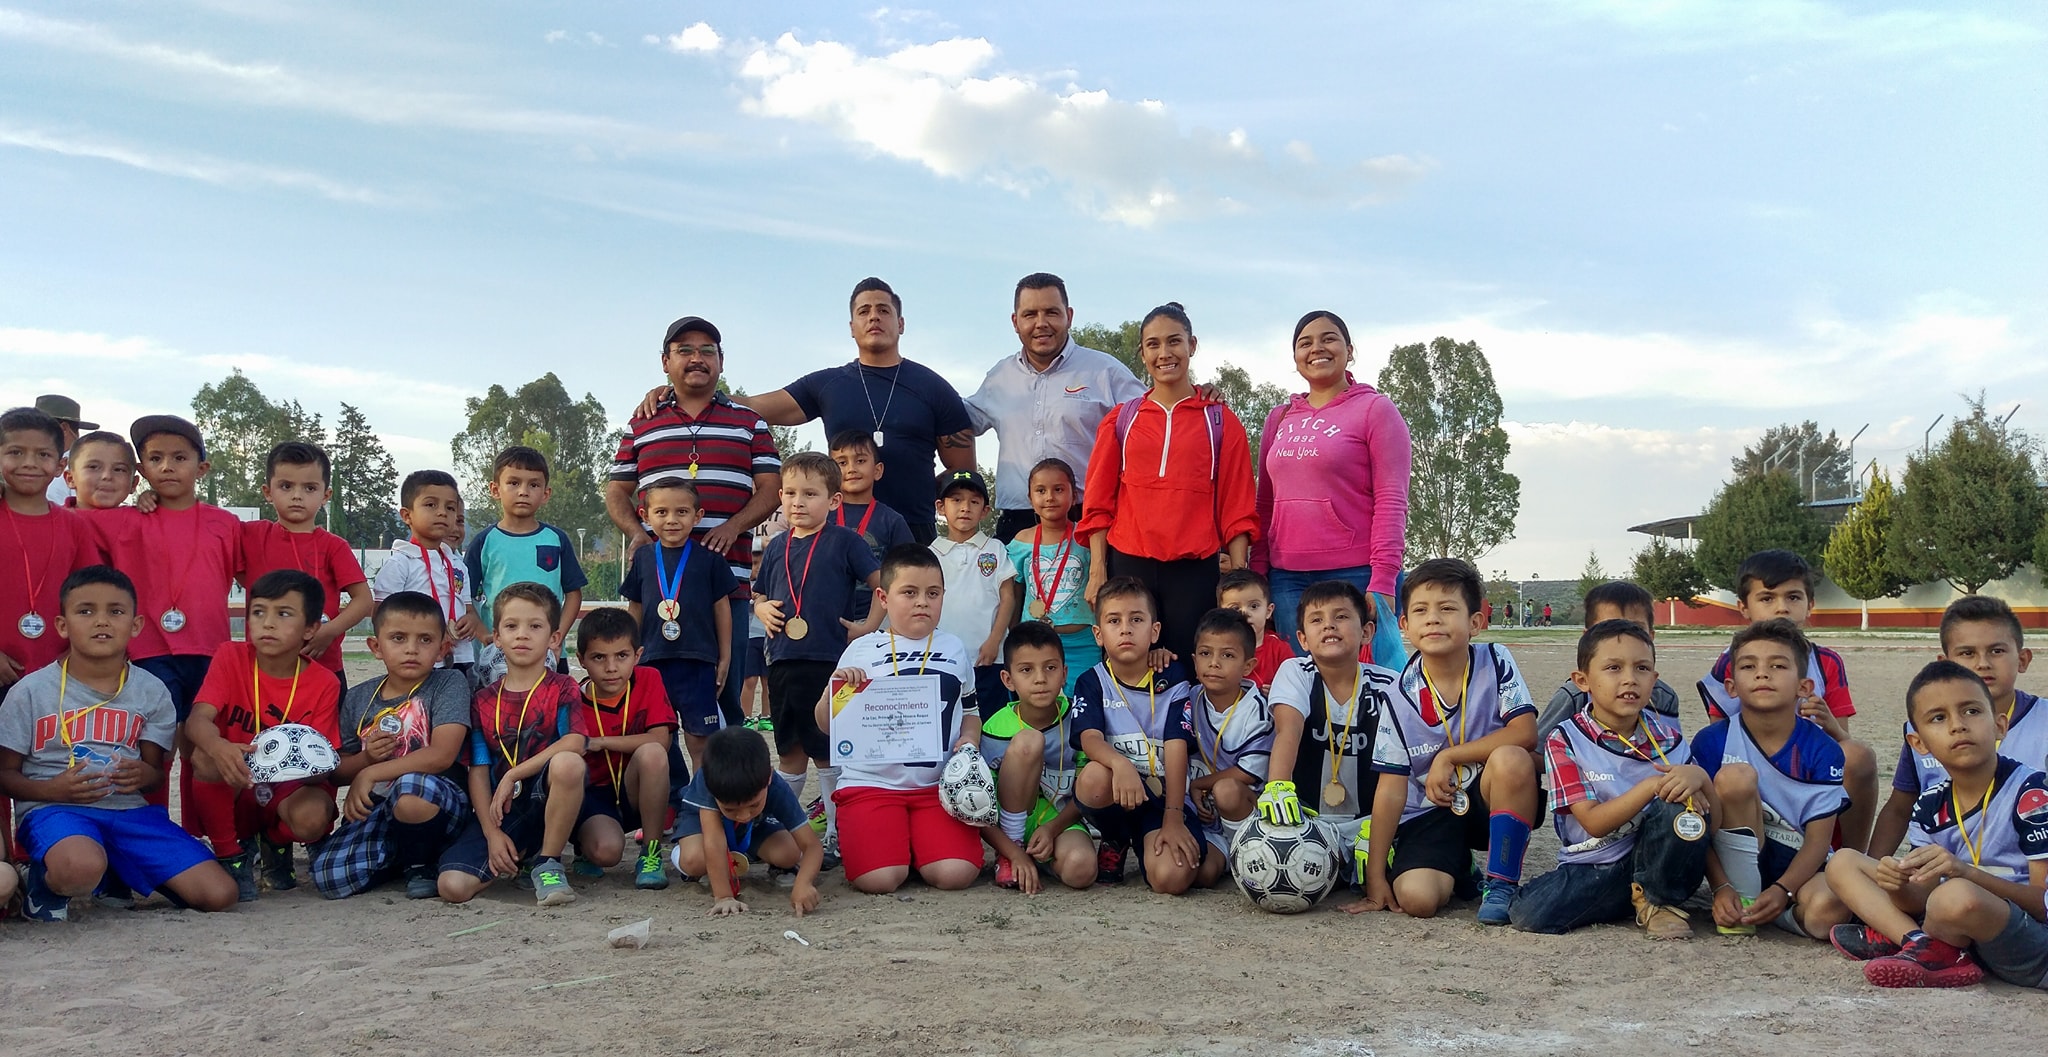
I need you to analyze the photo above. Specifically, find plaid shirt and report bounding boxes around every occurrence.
[307,773,470,898]
[1545,709,1686,812]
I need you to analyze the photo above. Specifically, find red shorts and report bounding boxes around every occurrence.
[832,785,981,881]
[188,777,336,856]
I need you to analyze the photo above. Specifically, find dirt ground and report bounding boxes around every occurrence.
[10,632,2048,1056]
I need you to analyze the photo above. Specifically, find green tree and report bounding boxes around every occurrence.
[1630,538,1708,626]
[1823,468,1907,628]
[1576,549,1606,601]
[1073,321,1143,379]
[330,402,400,548]
[1377,337,1520,562]
[1207,362,1290,451]
[722,381,807,455]
[2035,516,2048,588]
[451,373,614,548]
[1733,421,1851,501]
[1692,471,1826,592]
[191,369,292,509]
[1890,399,2044,594]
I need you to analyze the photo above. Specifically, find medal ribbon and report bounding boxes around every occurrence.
[583,675,632,789]
[493,679,544,770]
[1030,524,1074,618]
[1590,712,1699,817]
[782,531,820,631]
[412,538,458,621]
[3,504,56,624]
[55,660,128,756]
[835,501,879,537]
[1953,774,1998,867]
[251,654,303,738]
[147,509,201,627]
[1322,665,1365,799]
[1109,671,1161,779]
[655,541,692,612]
[1420,654,1473,746]
[1198,686,1246,774]
[357,676,429,738]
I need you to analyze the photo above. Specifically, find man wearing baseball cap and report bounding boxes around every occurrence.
[33,395,96,503]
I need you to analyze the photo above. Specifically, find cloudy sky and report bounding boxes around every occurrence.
[3,2,2042,579]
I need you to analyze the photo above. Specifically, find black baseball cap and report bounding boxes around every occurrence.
[937,469,991,503]
[129,414,207,461]
[662,316,722,350]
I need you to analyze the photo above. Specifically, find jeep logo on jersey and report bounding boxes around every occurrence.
[2018,786,2048,822]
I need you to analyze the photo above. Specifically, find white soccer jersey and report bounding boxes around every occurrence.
[1376,644,1538,824]
[833,630,976,793]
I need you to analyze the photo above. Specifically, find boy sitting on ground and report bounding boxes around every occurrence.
[980,620,1096,892]
[570,607,676,889]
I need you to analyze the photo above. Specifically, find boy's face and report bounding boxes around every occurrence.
[1941,620,2031,706]
[1028,469,1073,524]
[0,427,61,500]
[831,447,880,499]
[1193,630,1254,698]
[779,470,838,530]
[1297,597,1367,664]
[879,566,945,639]
[401,484,462,546]
[491,465,551,519]
[717,787,769,824]
[1725,640,1813,714]
[453,503,467,544]
[1001,643,1068,710]
[57,583,139,661]
[1738,578,1813,625]
[1571,634,1657,724]
[643,488,703,547]
[1905,679,2005,772]
[67,441,136,510]
[367,612,448,681]
[262,461,330,527]
[246,589,318,661]
[1218,585,1271,638]
[1586,602,1656,638]
[1094,592,1161,665]
[939,490,986,537]
[581,635,640,692]
[139,434,207,501]
[1400,582,1478,658]
[494,597,563,667]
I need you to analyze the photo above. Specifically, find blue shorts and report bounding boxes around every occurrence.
[1974,900,2048,989]
[18,804,213,896]
[671,804,792,855]
[746,637,767,681]
[651,657,721,737]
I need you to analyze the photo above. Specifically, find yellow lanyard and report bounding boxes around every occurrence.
[1199,686,1247,773]
[887,631,932,677]
[1421,658,1472,746]
[358,676,428,737]
[582,676,632,789]
[1110,671,1160,777]
[493,679,544,769]
[55,660,127,758]
[250,654,303,737]
[1591,713,1697,814]
[1952,776,1998,867]
[1323,668,1364,782]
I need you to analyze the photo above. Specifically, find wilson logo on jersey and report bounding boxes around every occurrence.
[2017,786,2048,823]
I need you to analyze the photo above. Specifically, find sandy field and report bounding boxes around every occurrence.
[9,632,2048,1056]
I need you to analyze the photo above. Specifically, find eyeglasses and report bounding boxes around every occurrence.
[668,344,721,358]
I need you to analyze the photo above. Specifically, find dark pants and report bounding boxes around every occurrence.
[995,505,1083,544]
[716,597,746,727]
[1106,548,1219,663]
[1509,801,1707,934]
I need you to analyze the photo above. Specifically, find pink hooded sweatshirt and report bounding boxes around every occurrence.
[1250,375,1411,597]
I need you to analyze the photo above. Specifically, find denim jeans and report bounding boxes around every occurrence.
[1269,565,1407,670]
[1509,800,1707,934]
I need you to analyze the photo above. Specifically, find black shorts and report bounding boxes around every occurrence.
[1388,792,1489,899]
[441,800,549,880]
[575,784,643,835]
[1120,797,1211,883]
[767,660,835,760]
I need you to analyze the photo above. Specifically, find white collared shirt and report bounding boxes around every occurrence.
[930,531,1015,656]
[371,538,477,664]
[964,339,1146,509]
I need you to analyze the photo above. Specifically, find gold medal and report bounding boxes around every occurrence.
[1674,809,1707,842]
[656,599,681,621]
[1027,599,1048,620]
[1450,789,1471,816]
[784,616,810,641]
[1323,779,1346,807]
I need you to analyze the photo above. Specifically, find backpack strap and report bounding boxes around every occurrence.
[1113,396,1145,472]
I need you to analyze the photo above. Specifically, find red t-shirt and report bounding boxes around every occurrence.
[0,502,105,674]
[578,667,679,788]
[194,640,344,747]
[240,521,368,673]
[1250,629,1296,693]
[90,504,243,660]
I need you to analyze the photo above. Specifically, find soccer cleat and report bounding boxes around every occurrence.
[94,872,135,910]
[23,862,70,922]
[994,856,1019,889]
[220,854,259,903]
[636,844,670,890]
[805,797,828,835]
[1631,883,1692,940]
[1717,896,1758,936]
[1477,879,1518,925]
[259,838,298,892]
[1864,935,1985,989]
[1830,923,1902,961]
[570,857,605,879]
[774,867,798,889]
[1096,841,1126,886]
[531,860,577,907]
[404,865,439,900]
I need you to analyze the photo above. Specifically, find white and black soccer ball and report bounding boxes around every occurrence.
[247,723,340,784]
[938,745,1000,827]
[1229,816,1339,914]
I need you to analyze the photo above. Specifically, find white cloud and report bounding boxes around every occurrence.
[665,22,721,53]
[0,123,397,204]
[543,29,566,44]
[683,29,1426,225]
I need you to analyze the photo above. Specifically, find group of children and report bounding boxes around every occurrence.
[2,400,2045,996]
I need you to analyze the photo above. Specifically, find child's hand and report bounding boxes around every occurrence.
[1798,696,1845,739]
[343,780,377,823]
[451,613,480,643]
[303,622,344,662]
[135,488,159,513]
[197,739,256,789]
[490,778,517,824]
[1024,827,1056,862]
[831,667,871,692]
[755,599,786,636]
[1711,885,1747,927]
[1147,648,1176,673]
[46,765,114,804]
[1742,883,1790,926]
[976,637,1000,668]
[790,881,819,917]
[1346,876,1399,914]
[107,756,155,795]
[1007,848,1043,895]
[709,896,749,917]
[0,653,23,687]
[1874,855,1912,892]
[485,829,520,878]
[361,728,398,764]
[1110,758,1148,809]
[1657,763,1711,804]
[1153,814,1200,870]
[1192,790,1218,825]
[1900,844,1963,886]
[1423,755,1459,808]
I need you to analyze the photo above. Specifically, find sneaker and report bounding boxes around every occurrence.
[1865,934,1985,989]
[94,872,134,910]
[1477,879,1518,926]
[259,838,297,892]
[1631,883,1692,941]
[23,862,70,922]
[220,854,259,903]
[805,797,828,835]
[774,867,798,889]
[636,843,670,890]
[1096,841,1126,886]
[570,857,605,879]
[994,856,1019,890]
[404,865,439,900]
[1717,896,1758,936]
[512,857,536,890]
[820,832,841,873]
[1831,923,1903,961]
[531,859,576,907]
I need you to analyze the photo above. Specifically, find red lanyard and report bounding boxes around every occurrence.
[413,539,457,620]
[2,505,56,613]
[835,502,878,536]
[783,530,820,624]
[1032,523,1073,613]
[146,509,200,616]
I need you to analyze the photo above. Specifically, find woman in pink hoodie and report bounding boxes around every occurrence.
[1251,310,1412,666]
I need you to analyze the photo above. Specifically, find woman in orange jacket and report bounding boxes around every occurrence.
[1078,302,1259,661]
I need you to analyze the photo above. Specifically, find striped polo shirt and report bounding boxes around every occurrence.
[610,392,781,592]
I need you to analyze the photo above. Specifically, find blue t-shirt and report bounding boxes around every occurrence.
[785,360,972,542]
[1068,662,1194,793]
[679,767,808,844]
[835,499,914,622]
[466,523,588,630]
[754,525,882,664]
[620,541,740,664]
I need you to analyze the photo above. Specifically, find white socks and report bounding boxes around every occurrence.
[1714,827,1762,901]
[816,766,841,844]
[778,769,807,797]
[1000,810,1028,844]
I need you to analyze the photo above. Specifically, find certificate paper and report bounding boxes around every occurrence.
[829,674,944,766]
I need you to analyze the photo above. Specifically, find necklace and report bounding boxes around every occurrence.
[858,363,902,448]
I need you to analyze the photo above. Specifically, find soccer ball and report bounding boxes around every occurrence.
[1229,816,1339,914]
[247,723,340,784]
[938,746,1000,827]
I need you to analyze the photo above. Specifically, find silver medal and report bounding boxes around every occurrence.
[662,620,682,641]
[1450,788,1471,816]
[160,607,187,633]
[253,783,274,807]
[1674,809,1708,842]
[18,612,46,639]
